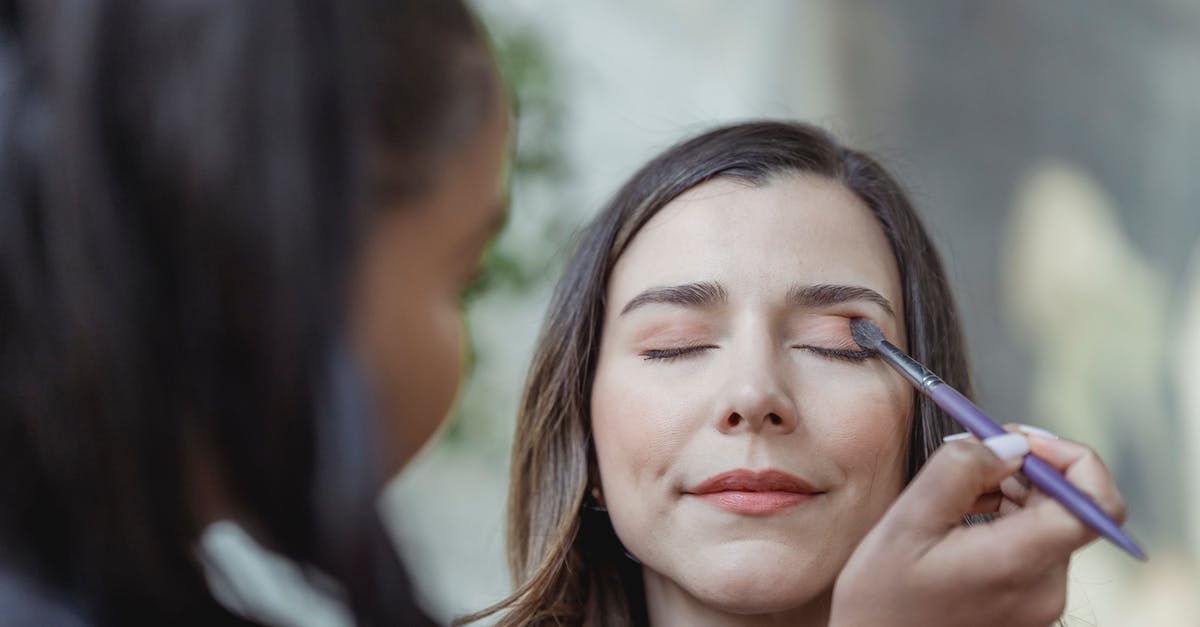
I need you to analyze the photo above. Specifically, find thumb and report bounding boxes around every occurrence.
[887,435,1027,537]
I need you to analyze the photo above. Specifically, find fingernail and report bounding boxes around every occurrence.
[983,432,1031,460]
[1017,424,1059,439]
[942,432,973,442]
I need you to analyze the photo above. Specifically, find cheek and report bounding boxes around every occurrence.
[351,209,471,475]
[391,297,463,459]
[590,356,694,518]
[399,297,464,407]
[810,369,911,498]
[358,278,465,475]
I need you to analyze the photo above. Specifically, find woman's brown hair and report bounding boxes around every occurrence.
[463,120,970,626]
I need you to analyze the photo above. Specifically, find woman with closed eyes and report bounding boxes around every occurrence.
[467,120,1128,627]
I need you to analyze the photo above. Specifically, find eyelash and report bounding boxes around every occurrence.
[639,344,877,363]
[796,345,876,363]
[639,345,716,361]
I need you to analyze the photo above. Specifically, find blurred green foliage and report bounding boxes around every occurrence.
[441,21,576,446]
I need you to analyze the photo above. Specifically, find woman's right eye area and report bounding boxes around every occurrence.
[639,345,716,361]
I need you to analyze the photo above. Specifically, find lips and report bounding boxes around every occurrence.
[685,469,823,515]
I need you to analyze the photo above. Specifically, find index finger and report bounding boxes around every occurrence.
[887,440,1024,538]
[985,437,1129,565]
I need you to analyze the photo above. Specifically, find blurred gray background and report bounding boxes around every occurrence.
[383,1,1200,624]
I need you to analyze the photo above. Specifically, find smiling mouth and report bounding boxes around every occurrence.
[685,469,824,516]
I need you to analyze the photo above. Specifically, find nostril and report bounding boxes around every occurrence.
[768,413,782,426]
[727,413,742,427]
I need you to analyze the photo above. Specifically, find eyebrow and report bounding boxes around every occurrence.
[619,281,896,318]
[620,281,728,315]
[786,283,896,319]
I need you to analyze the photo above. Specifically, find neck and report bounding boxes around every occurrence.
[643,567,831,627]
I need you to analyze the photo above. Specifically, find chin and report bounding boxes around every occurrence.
[673,541,836,614]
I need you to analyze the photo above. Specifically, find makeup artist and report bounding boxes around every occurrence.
[0,1,506,624]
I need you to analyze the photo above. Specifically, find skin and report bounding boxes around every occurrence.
[591,174,914,626]
[350,83,510,476]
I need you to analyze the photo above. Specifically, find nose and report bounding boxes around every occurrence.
[715,355,798,435]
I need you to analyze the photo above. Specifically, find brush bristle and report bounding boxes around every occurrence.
[850,318,885,350]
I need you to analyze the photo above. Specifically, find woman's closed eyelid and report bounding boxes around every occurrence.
[794,343,876,363]
[639,341,878,363]
[631,327,715,346]
[639,344,717,361]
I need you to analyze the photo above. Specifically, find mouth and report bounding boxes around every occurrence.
[685,469,824,516]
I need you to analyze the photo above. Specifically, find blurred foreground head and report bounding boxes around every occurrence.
[0,0,506,624]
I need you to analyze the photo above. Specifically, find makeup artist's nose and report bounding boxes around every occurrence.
[716,366,797,435]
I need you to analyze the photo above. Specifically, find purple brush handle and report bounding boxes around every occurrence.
[930,384,1146,560]
[930,384,1006,439]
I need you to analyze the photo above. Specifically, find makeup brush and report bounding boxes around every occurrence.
[849,318,1146,561]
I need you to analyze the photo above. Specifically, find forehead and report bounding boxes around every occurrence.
[608,175,903,311]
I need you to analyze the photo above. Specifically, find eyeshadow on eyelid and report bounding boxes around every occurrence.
[628,319,715,340]
[792,313,872,336]
[633,333,712,350]
[791,317,854,335]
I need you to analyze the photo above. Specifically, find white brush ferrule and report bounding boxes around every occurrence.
[875,340,945,394]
